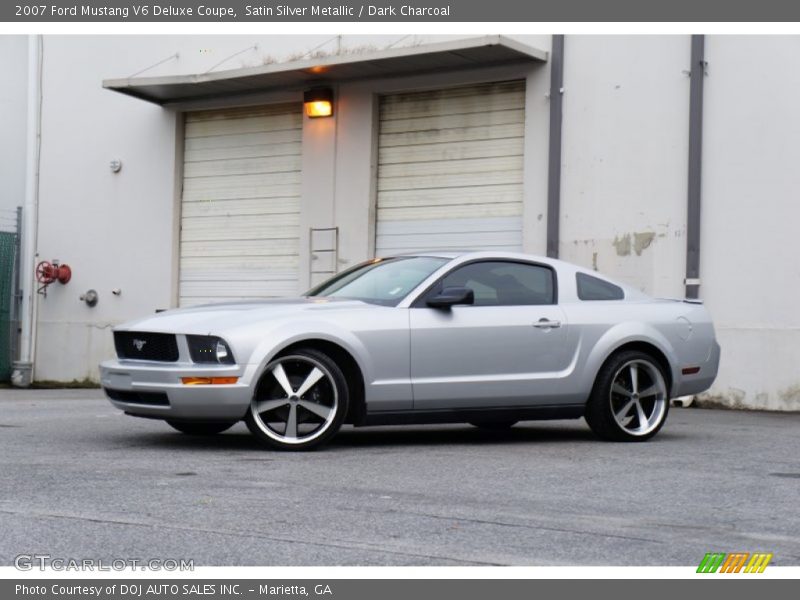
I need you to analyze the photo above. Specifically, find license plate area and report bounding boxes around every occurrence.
[106,372,133,390]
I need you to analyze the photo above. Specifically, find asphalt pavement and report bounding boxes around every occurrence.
[1,389,799,566]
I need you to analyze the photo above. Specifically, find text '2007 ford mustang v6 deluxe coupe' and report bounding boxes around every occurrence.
[100,251,720,450]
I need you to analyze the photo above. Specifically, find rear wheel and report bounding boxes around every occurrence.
[585,350,669,442]
[167,420,236,435]
[245,348,349,451]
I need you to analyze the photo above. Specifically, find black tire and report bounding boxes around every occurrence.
[167,420,236,435]
[245,348,349,451]
[585,350,670,442]
[469,420,518,430]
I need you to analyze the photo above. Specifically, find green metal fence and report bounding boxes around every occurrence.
[0,208,20,381]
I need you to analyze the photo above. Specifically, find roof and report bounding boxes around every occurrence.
[103,35,548,106]
[389,251,651,300]
[393,251,464,259]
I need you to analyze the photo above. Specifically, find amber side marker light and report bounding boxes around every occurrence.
[182,377,239,385]
[304,87,334,118]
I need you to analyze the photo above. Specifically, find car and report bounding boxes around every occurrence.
[99,251,720,450]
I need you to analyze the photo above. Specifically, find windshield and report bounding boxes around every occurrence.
[306,256,449,306]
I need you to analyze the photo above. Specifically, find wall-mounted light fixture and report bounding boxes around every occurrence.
[304,87,334,118]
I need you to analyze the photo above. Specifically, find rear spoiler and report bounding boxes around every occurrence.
[658,297,705,305]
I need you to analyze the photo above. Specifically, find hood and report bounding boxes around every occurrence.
[114,297,374,335]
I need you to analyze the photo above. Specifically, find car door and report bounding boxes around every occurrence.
[409,260,570,409]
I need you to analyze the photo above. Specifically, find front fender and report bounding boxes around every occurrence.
[248,321,374,388]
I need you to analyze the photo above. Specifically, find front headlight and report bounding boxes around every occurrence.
[186,335,236,365]
[214,339,230,363]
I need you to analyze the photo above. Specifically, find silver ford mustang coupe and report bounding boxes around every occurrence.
[100,251,720,450]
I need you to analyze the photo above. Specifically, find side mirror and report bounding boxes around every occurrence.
[427,286,474,309]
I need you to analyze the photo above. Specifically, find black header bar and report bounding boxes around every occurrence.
[4,0,800,22]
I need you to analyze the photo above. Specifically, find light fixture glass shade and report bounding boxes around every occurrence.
[305,100,333,117]
[304,87,334,118]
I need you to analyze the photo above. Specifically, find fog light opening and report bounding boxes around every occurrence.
[182,377,239,385]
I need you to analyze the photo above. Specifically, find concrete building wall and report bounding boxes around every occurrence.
[34,36,178,381]
[559,35,690,299]
[700,36,800,410]
[26,34,550,381]
[5,33,799,410]
[0,36,28,214]
[558,34,800,410]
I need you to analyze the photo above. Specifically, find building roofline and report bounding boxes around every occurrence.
[103,35,547,106]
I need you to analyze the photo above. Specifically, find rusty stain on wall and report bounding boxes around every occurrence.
[778,384,800,409]
[695,385,800,411]
[695,387,747,409]
[612,231,657,257]
[612,233,631,256]
[633,231,656,256]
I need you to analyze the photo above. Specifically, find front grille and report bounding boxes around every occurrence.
[114,331,179,362]
[104,388,170,407]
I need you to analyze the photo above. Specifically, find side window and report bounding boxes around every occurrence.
[576,272,625,301]
[437,261,555,306]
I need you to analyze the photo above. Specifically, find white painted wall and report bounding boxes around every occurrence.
[559,35,690,299]
[0,36,28,215]
[33,36,178,381]
[558,35,800,410]
[30,34,458,380]
[20,34,549,381]
[7,33,799,410]
[700,36,800,410]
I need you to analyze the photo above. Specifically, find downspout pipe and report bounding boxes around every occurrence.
[685,35,705,299]
[545,34,565,259]
[12,34,42,388]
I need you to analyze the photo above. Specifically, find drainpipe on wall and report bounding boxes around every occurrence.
[685,35,705,300]
[12,34,42,388]
[546,34,565,259]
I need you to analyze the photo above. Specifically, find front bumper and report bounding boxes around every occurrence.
[99,359,257,421]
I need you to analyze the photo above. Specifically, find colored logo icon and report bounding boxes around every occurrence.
[697,552,773,573]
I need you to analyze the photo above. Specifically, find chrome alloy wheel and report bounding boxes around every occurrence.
[609,359,668,437]
[250,354,339,446]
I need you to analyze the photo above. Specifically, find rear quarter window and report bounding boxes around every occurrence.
[576,272,625,301]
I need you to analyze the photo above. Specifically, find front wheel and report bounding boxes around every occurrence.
[245,348,349,451]
[585,351,670,442]
[167,420,236,435]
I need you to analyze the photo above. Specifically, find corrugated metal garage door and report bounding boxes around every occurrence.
[179,104,302,306]
[375,80,525,256]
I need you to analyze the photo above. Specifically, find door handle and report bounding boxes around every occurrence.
[533,319,561,329]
